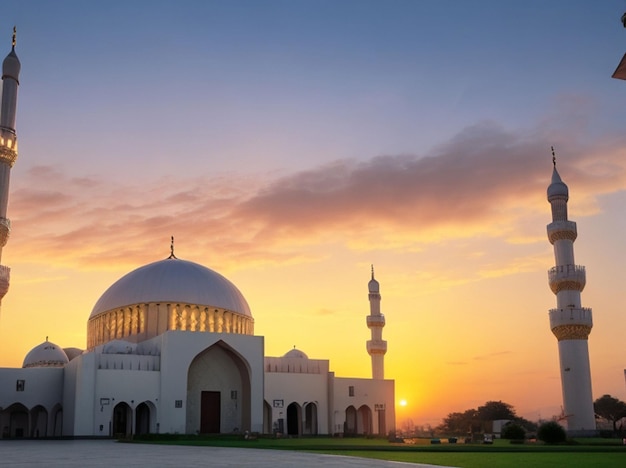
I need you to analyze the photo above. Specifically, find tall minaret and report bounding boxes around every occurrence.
[0,28,21,304]
[546,150,595,433]
[366,265,387,379]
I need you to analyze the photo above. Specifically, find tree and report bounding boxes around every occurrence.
[514,416,538,434]
[438,401,520,436]
[438,409,477,435]
[537,421,566,444]
[476,401,516,421]
[594,394,626,435]
[501,422,526,440]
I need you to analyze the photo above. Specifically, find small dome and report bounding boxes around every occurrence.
[23,340,69,368]
[103,340,136,354]
[2,47,20,81]
[284,348,308,359]
[63,347,83,361]
[547,166,569,201]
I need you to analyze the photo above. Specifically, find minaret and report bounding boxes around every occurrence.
[0,28,21,303]
[366,265,387,379]
[546,150,595,433]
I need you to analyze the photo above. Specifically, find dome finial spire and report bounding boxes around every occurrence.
[371,264,375,280]
[551,146,556,168]
[11,26,16,48]
[168,236,177,259]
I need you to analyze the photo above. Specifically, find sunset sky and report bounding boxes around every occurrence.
[1,1,626,427]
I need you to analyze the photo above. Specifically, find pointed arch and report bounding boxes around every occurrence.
[286,402,301,436]
[51,403,63,436]
[357,405,373,435]
[345,405,357,435]
[263,400,272,434]
[30,405,48,438]
[303,402,318,435]
[135,401,156,435]
[2,403,29,438]
[186,340,252,434]
[112,402,132,438]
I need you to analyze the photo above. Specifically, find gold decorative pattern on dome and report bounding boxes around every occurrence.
[551,324,591,341]
[87,302,255,350]
[0,146,17,167]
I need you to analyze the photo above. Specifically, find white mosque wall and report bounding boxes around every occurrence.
[63,352,97,436]
[61,330,265,436]
[93,370,160,436]
[0,367,64,438]
[264,368,330,435]
[157,331,264,435]
[333,377,395,436]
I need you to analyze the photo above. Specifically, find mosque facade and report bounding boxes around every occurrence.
[0,37,395,439]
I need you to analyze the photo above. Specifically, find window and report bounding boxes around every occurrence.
[231,390,238,400]
[348,385,354,397]
[16,380,25,391]
[174,400,183,408]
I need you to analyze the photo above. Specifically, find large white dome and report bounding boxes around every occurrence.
[90,258,251,319]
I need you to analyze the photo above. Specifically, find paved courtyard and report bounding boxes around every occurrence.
[0,439,454,467]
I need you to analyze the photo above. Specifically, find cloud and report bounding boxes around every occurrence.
[234,122,626,247]
[473,351,513,361]
[7,122,626,272]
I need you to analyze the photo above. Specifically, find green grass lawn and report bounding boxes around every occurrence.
[132,435,626,467]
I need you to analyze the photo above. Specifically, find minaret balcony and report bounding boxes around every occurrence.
[366,315,385,328]
[0,264,9,299]
[367,339,387,354]
[549,307,592,329]
[548,264,586,294]
[549,307,592,341]
[547,220,577,244]
[0,217,9,247]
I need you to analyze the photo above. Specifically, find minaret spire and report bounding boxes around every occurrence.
[11,26,15,48]
[546,156,596,434]
[366,265,387,380]
[0,30,21,306]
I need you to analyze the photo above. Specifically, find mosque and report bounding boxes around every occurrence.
[0,37,395,438]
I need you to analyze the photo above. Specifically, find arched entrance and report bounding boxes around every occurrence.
[51,404,63,436]
[112,402,132,438]
[135,402,151,435]
[30,405,48,438]
[186,341,251,434]
[286,402,301,436]
[357,405,372,435]
[263,400,272,434]
[2,403,29,438]
[344,405,357,435]
[303,402,318,435]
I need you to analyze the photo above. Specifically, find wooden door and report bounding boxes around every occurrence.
[200,391,221,433]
